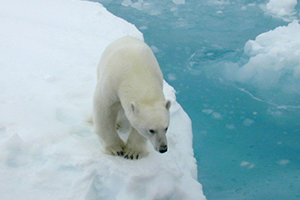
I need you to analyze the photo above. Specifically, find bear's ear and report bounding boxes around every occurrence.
[130,101,139,113]
[165,100,171,110]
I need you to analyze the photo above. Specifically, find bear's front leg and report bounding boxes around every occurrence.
[124,128,148,160]
[93,101,125,157]
[95,122,126,156]
[96,123,126,156]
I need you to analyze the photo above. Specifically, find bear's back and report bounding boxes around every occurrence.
[96,36,164,103]
[102,36,152,66]
[98,36,162,84]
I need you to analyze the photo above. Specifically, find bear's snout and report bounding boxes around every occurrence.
[159,145,168,153]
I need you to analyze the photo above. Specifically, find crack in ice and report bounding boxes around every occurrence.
[236,87,300,110]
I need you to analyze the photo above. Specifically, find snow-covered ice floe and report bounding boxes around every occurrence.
[263,0,298,21]
[0,0,206,199]
[226,20,300,93]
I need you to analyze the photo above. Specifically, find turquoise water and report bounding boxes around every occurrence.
[92,1,300,199]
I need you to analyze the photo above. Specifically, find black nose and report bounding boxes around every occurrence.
[159,145,168,153]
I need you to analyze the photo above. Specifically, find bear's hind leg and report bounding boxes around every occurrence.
[124,129,148,160]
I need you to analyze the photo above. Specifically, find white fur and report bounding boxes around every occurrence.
[93,36,171,159]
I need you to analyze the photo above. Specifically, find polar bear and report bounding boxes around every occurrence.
[93,36,171,160]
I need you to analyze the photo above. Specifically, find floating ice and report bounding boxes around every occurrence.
[226,124,235,130]
[167,73,177,81]
[212,112,223,120]
[120,0,186,16]
[172,0,185,5]
[226,20,300,93]
[240,161,255,169]
[242,118,254,126]
[150,45,160,53]
[121,0,132,7]
[265,0,298,19]
[202,109,214,115]
[240,161,250,167]
[277,159,290,165]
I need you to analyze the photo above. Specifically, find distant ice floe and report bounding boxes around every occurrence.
[240,161,255,169]
[277,159,290,165]
[211,112,223,120]
[121,0,185,15]
[242,118,254,126]
[226,20,300,93]
[208,0,230,6]
[121,0,162,15]
[172,0,185,5]
[263,0,298,21]
[225,124,236,130]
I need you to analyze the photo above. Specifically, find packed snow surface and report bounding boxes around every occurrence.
[0,0,205,199]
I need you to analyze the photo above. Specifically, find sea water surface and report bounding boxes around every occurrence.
[92,0,300,199]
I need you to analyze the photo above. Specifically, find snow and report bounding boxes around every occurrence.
[0,0,205,199]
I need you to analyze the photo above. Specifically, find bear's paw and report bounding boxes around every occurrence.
[105,142,126,157]
[124,147,148,160]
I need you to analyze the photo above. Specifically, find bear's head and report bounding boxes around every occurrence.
[128,100,171,154]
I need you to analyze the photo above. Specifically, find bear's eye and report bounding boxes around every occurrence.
[149,129,155,134]
[165,127,168,132]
